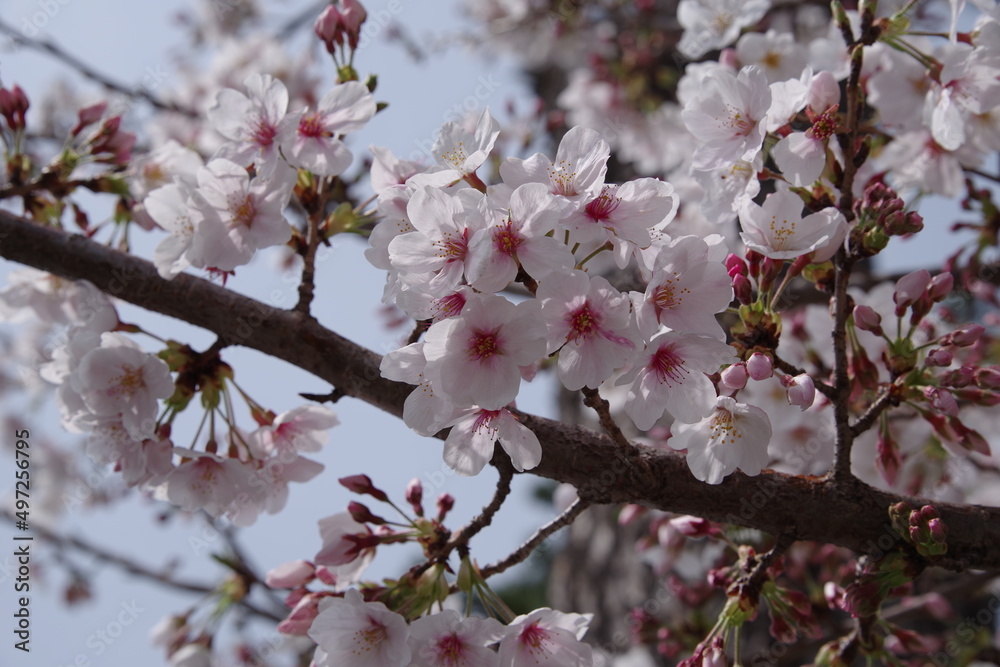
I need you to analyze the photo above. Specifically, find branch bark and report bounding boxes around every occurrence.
[2,211,999,573]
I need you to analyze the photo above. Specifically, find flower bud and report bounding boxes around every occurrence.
[405,477,424,516]
[348,500,386,525]
[265,560,316,589]
[942,365,975,388]
[725,253,748,277]
[0,84,29,130]
[71,101,108,137]
[923,387,958,416]
[733,273,754,305]
[746,352,773,381]
[942,323,984,347]
[976,366,1000,390]
[436,493,455,521]
[314,5,345,53]
[925,348,952,367]
[785,373,816,410]
[720,362,749,392]
[338,474,389,501]
[339,0,368,49]
[853,305,883,335]
[893,269,931,316]
[927,273,954,301]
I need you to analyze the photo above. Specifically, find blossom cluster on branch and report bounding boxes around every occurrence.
[1,0,1000,665]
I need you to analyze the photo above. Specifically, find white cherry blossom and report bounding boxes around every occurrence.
[309,589,411,667]
[408,610,506,667]
[738,190,846,261]
[279,81,376,176]
[669,396,772,484]
[443,406,542,476]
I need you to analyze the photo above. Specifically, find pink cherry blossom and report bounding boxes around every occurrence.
[443,407,542,476]
[668,396,772,484]
[432,107,501,179]
[308,589,411,667]
[279,81,376,176]
[619,332,735,430]
[538,269,641,391]
[251,405,339,456]
[187,158,294,271]
[677,0,771,59]
[738,190,846,261]
[682,65,771,170]
[408,609,506,667]
[500,125,609,202]
[466,183,571,293]
[497,608,594,667]
[380,342,459,437]
[208,73,300,177]
[423,293,547,410]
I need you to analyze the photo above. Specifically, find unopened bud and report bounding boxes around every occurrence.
[339,0,367,49]
[976,366,1000,389]
[893,269,931,316]
[265,560,316,589]
[746,352,773,381]
[725,253,748,277]
[942,365,975,388]
[853,305,883,335]
[925,348,952,367]
[785,373,816,410]
[314,5,345,53]
[927,518,947,543]
[927,273,954,301]
[720,363,749,392]
[338,474,389,501]
[348,501,385,525]
[436,493,454,521]
[943,323,984,347]
[923,387,958,416]
[733,273,754,305]
[405,477,424,516]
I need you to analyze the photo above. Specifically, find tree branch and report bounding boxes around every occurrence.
[2,212,1000,572]
[479,497,591,579]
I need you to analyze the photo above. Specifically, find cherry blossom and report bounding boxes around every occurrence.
[250,405,339,457]
[207,73,300,177]
[308,589,411,667]
[738,190,846,261]
[422,293,546,410]
[408,609,506,667]
[677,0,771,59]
[669,396,773,484]
[500,125,609,203]
[497,608,594,667]
[380,342,459,437]
[619,332,736,430]
[443,406,542,475]
[70,332,174,440]
[279,81,376,176]
[465,183,572,293]
[187,158,294,271]
[537,269,640,391]
[431,107,501,181]
[146,181,199,279]
[681,65,771,170]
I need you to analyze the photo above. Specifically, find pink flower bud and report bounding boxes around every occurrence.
[0,84,29,130]
[338,474,389,501]
[927,517,947,542]
[339,0,368,49]
[785,373,816,410]
[618,504,647,525]
[348,501,385,525]
[405,477,424,516]
[733,274,754,305]
[668,515,720,538]
[893,269,931,315]
[853,305,883,335]
[720,362,748,392]
[265,560,316,589]
[314,5,345,52]
[824,582,846,611]
[314,566,338,586]
[277,593,324,635]
[923,387,958,416]
[976,366,1000,390]
[746,352,773,381]
[942,365,975,388]
[436,493,454,521]
[927,273,954,301]
[943,323,984,347]
[925,348,953,367]
[725,253,748,277]
[71,101,108,137]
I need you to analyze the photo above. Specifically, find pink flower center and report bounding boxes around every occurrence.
[352,617,388,655]
[434,292,467,319]
[251,115,277,148]
[492,221,524,256]
[435,633,466,665]
[652,275,688,312]
[585,187,621,222]
[723,105,754,136]
[566,303,599,342]
[807,108,838,141]
[298,112,330,139]
[229,194,257,228]
[467,328,502,360]
[548,160,578,196]
[649,344,690,385]
[439,228,470,262]
[518,622,553,655]
[109,364,144,398]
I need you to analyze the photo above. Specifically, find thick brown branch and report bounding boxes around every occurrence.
[2,212,1000,572]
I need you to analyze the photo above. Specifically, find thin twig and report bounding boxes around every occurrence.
[849,387,897,438]
[0,19,197,118]
[0,510,281,621]
[581,386,632,450]
[479,497,591,579]
[449,461,515,557]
